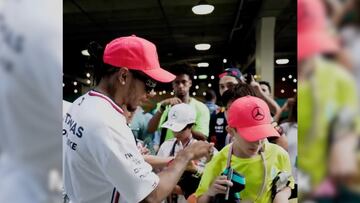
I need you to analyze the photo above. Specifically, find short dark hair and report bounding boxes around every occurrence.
[259,81,271,93]
[221,83,260,106]
[180,123,194,132]
[205,89,217,101]
[169,63,195,80]
[88,41,119,84]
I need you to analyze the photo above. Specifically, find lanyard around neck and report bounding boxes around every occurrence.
[226,144,267,202]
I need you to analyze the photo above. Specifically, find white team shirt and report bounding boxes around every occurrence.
[63,90,159,203]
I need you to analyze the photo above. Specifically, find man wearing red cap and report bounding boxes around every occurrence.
[62,35,213,203]
[195,96,294,203]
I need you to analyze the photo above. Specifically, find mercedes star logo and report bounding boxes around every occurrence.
[252,107,265,121]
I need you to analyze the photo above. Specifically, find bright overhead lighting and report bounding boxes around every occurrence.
[282,77,286,81]
[198,75,208,79]
[86,73,91,78]
[81,49,90,56]
[73,81,77,86]
[208,83,212,87]
[223,58,227,63]
[162,90,166,94]
[170,92,174,96]
[193,75,197,80]
[159,92,162,96]
[293,79,297,83]
[203,92,206,96]
[86,79,91,84]
[192,92,197,96]
[281,89,285,93]
[210,75,215,80]
[192,0,214,15]
[288,75,293,79]
[195,43,211,51]
[74,89,78,93]
[276,59,289,65]
[195,85,199,89]
[197,62,209,67]
[293,89,297,93]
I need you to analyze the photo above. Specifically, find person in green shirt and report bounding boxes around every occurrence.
[195,96,294,203]
[298,0,360,201]
[147,64,210,143]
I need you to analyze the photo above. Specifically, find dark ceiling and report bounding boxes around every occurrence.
[63,0,296,100]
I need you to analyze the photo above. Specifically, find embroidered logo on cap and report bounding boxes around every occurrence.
[252,107,265,121]
[170,111,178,120]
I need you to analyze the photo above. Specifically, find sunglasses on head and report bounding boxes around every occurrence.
[130,70,157,94]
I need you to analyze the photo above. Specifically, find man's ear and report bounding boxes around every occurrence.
[226,126,236,135]
[189,79,192,87]
[117,68,129,85]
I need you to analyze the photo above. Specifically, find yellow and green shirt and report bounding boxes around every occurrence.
[298,57,360,188]
[195,142,294,203]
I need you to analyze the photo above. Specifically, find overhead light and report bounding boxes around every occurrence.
[208,83,212,87]
[281,89,285,93]
[86,73,91,78]
[74,89,78,93]
[293,79,297,83]
[159,92,163,96]
[198,75,208,79]
[282,77,286,81]
[276,58,289,65]
[63,83,65,87]
[193,75,197,80]
[288,75,293,79]
[195,85,199,89]
[293,89,297,93]
[254,75,258,79]
[192,92,197,96]
[197,62,209,67]
[223,58,227,63]
[210,75,215,80]
[195,43,211,51]
[170,92,174,96]
[86,79,91,84]
[73,81,77,86]
[162,90,166,94]
[192,0,214,15]
[81,49,90,56]
[203,92,207,96]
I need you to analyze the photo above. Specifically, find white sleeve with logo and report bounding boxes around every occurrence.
[87,126,159,203]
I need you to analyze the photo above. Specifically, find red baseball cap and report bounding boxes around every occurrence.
[227,96,280,142]
[103,35,175,83]
[298,0,339,61]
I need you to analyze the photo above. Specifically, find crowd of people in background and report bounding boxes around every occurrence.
[121,61,298,202]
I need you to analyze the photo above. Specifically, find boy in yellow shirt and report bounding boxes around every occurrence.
[195,96,294,203]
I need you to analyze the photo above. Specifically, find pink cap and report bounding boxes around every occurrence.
[298,0,339,61]
[103,35,176,83]
[227,96,280,142]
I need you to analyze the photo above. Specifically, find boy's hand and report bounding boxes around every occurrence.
[207,176,233,197]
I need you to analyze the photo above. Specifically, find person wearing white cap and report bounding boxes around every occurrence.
[157,103,216,203]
